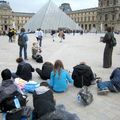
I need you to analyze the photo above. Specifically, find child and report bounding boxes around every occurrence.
[48,60,73,93]
[32,42,42,59]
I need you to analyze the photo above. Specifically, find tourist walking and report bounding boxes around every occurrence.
[58,30,65,43]
[38,28,44,47]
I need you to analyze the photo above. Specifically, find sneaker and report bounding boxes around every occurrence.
[97,89,109,95]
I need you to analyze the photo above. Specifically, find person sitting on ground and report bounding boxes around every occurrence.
[33,82,80,120]
[12,57,34,81]
[97,67,120,95]
[48,60,73,93]
[33,82,55,119]
[72,62,95,88]
[36,62,53,80]
[32,42,42,59]
[0,69,26,112]
[0,69,18,103]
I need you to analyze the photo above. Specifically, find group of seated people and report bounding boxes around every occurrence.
[0,58,120,119]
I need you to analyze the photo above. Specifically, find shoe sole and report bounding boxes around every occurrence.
[97,89,109,95]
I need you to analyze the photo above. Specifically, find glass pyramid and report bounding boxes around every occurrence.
[24,0,80,31]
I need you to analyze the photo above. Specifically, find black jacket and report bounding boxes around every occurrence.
[33,87,55,119]
[72,64,94,88]
[16,61,34,81]
[42,63,53,80]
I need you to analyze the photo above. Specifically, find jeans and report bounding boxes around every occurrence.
[97,81,116,92]
[19,44,27,59]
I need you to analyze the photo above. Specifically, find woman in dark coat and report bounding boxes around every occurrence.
[102,27,114,68]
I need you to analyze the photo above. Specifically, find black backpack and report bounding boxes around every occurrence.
[6,108,23,120]
[18,34,25,46]
[36,55,43,63]
[0,91,27,112]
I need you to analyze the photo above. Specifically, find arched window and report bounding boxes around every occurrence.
[113,0,116,5]
[105,14,108,21]
[107,0,109,6]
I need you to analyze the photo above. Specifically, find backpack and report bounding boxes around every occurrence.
[0,91,27,112]
[5,108,23,120]
[77,86,93,106]
[36,55,43,63]
[18,34,25,46]
[3,106,33,120]
[110,37,117,47]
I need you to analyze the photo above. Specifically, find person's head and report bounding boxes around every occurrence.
[33,42,37,47]
[53,60,64,76]
[80,61,86,65]
[106,27,112,32]
[1,68,12,80]
[16,57,24,63]
[20,28,25,32]
[44,61,53,67]
[40,82,49,87]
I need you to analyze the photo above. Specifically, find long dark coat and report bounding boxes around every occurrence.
[103,32,114,68]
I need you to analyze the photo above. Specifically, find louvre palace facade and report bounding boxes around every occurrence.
[61,0,120,32]
[0,1,34,33]
[0,0,120,33]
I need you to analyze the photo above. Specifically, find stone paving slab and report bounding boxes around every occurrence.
[0,33,120,120]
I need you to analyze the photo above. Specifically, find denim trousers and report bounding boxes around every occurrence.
[97,81,116,92]
[19,45,27,59]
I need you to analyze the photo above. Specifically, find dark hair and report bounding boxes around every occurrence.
[1,68,12,80]
[40,82,49,87]
[53,60,64,77]
[44,62,53,67]
[20,28,25,32]
[16,57,23,63]
[106,27,112,32]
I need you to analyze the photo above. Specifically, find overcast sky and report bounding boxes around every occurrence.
[6,0,98,13]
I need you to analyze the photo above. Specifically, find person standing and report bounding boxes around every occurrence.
[18,28,28,60]
[102,27,114,68]
[58,30,65,43]
[35,29,39,41]
[8,28,14,42]
[51,30,56,42]
[38,28,44,47]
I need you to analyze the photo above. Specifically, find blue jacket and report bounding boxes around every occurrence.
[19,32,28,45]
[48,69,73,92]
[110,68,120,91]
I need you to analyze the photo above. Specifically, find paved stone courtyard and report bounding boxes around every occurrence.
[0,33,120,120]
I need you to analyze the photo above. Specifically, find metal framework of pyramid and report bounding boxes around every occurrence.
[24,0,79,31]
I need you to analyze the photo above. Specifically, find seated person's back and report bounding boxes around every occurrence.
[33,82,55,119]
[48,60,73,92]
[15,58,34,81]
[72,62,95,88]
[0,69,26,112]
[36,62,53,80]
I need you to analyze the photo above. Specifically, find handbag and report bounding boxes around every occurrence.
[110,37,117,47]
[77,76,93,105]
